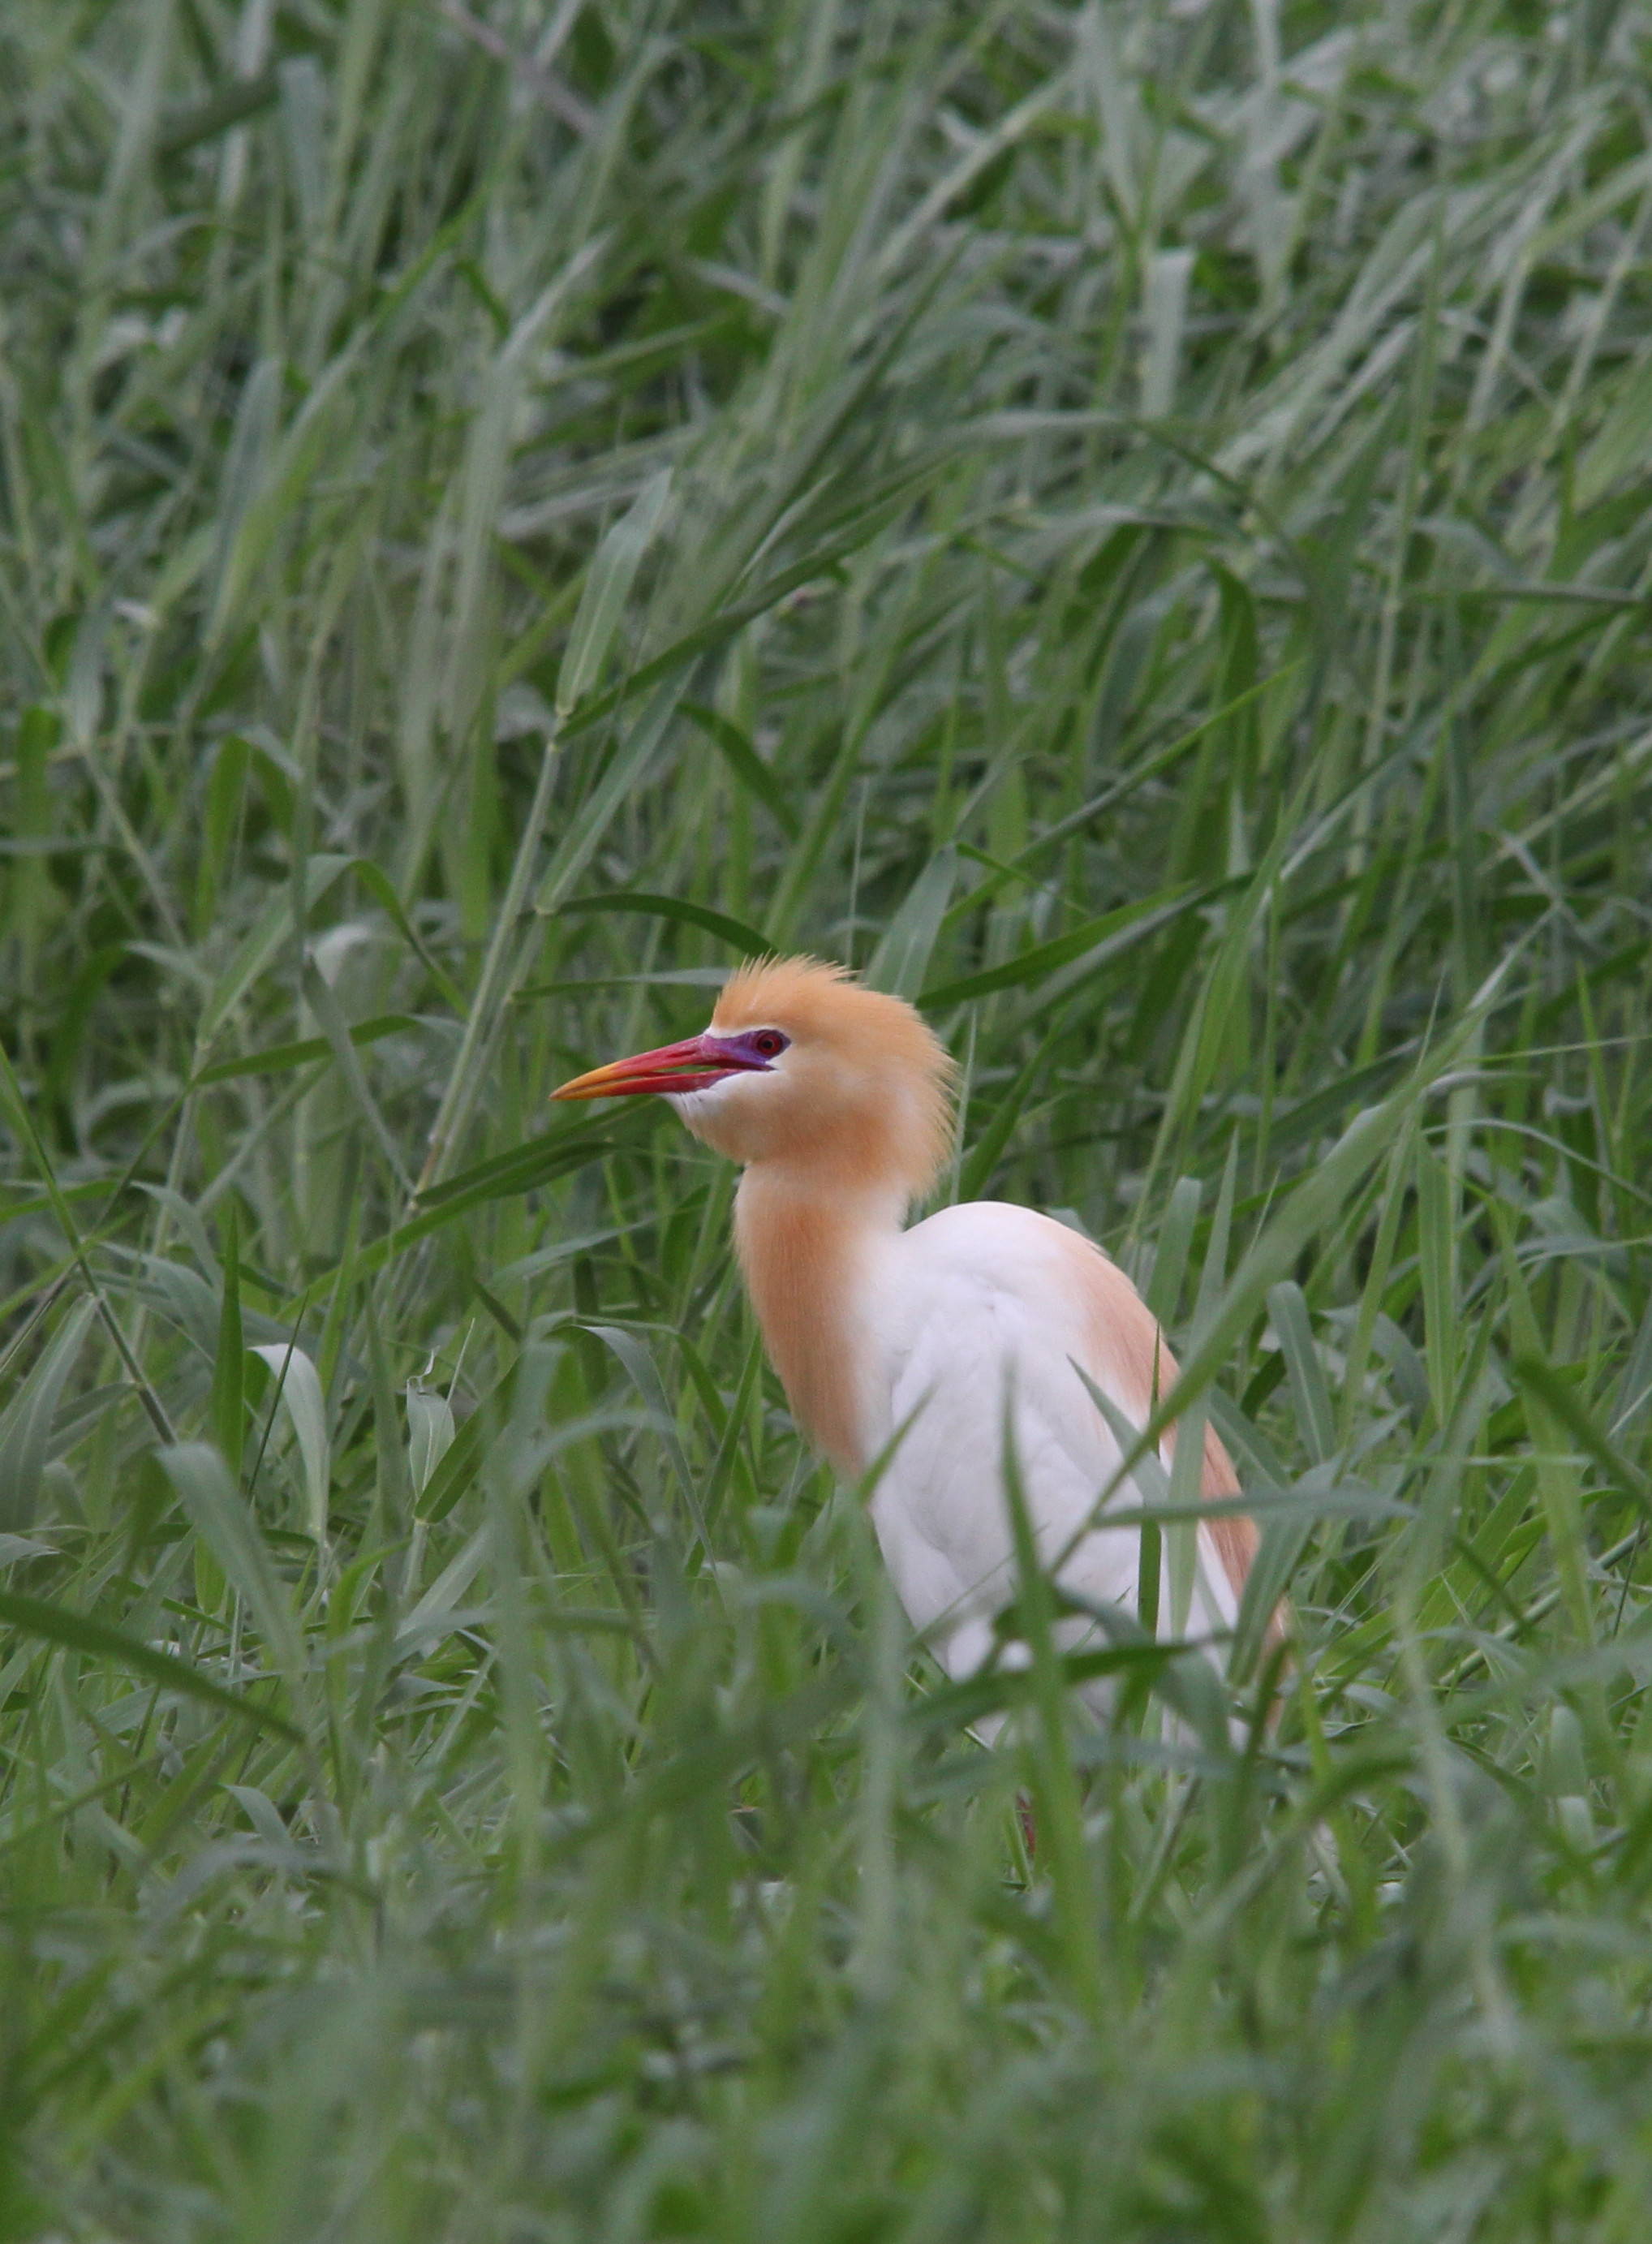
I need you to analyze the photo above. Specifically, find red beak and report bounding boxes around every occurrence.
[552,1033,767,1101]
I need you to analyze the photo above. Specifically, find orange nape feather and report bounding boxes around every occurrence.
[676,955,957,1202]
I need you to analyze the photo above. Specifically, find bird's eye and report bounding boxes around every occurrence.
[751,1030,787,1059]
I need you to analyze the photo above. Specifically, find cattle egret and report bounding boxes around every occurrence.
[553,956,1258,1699]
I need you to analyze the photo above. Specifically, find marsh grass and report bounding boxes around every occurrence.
[3,2,1652,2235]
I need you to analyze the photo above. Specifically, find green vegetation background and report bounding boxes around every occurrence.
[3,2,1652,2236]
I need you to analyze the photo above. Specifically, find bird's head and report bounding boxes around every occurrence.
[553,955,955,1200]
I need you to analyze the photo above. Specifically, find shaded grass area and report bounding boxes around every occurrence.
[3,1,1652,2234]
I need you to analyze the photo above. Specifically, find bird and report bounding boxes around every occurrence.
[553,955,1259,1710]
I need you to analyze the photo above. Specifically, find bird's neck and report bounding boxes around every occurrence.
[732,1166,903,1476]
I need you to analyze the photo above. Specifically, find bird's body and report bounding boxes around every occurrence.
[864,1200,1247,1678]
[555,957,1256,1692]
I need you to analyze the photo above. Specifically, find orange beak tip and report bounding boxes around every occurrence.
[548,1034,757,1104]
[549,1066,628,1102]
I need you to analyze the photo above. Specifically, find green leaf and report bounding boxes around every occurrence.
[302,958,413,1197]
[351,859,467,1014]
[0,1297,96,1535]
[411,1129,611,1217]
[345,1135,613,1282]
[197,854,355,1045]
[534,674,684,915]
[557,891,770,958]
[406,1385,457,1500]
[158,1443,306,1691]
[248,1343,331,1544]
[1510,1355,1652,1525]
[919,887,1198,1010]
[419,1355,522,1524]
[1267,1281,1336,1467]
[583,1323,712,1557]
[1577,346,1652,508]
[1144,1178,1202,1329]
[678,700,800,838]
[866,846,957,998]
[555,469,673,717]
[0,1586,301,1742]
[193,1014,421,1088]
[211,1207,244,1481]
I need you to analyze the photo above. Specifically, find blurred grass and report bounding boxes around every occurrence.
[3,0,1652,2235]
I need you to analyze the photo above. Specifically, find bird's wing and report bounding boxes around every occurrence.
[866,1201,1243,1677]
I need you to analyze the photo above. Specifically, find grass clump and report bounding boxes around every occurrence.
[4,1,1652,2236]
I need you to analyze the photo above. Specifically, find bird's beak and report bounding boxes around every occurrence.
[551,1033,765,1101]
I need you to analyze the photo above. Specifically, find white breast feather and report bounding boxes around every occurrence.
[862,1201,1237,1694]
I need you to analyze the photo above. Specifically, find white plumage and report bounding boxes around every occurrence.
[554,955,1256,1701]
[863,1200,1240,1690]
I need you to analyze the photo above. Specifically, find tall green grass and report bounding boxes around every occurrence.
[3,1,1652,2233]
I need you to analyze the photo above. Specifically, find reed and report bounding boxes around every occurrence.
[2,3,1651,2235]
